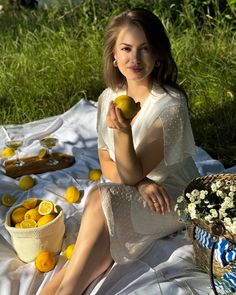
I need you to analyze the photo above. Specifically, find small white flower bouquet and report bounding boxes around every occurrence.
[175,174,236,294]
[175,176,236,234]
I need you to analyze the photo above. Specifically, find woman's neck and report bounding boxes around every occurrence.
[126,80,153,105]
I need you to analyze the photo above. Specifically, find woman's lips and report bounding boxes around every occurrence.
[128,66,143,73]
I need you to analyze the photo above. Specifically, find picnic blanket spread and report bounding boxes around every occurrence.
[0,99,235,295]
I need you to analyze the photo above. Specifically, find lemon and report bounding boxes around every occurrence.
[38,200,54,215]
[11,207,28,225]
[88,169,102,181]
[21,198,38,209]
[20,219,37,228]
[1,147,16,158]
[1,194,15,207]
[18,176,36,191]
[65,186,80,203]
[37,214,55,227]
[38,148,49,159]
[35,251,56,273]
[114,95,140,119]
[15,223,21,228]
[63,244,75,260]
[24,208,42,222]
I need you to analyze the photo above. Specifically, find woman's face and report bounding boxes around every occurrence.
[113,24,157,84]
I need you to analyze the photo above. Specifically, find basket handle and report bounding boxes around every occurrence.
[209,238,218,295]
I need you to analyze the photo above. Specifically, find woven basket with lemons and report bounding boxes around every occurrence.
[5,198,65,263]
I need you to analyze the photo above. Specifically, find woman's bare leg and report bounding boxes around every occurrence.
[39,266,67,295]
[40,187,113,295]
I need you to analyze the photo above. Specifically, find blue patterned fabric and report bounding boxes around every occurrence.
[194,225,236,293]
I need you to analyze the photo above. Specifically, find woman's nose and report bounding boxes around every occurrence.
[131,50,141,64]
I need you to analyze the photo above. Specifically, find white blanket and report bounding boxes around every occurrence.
[0,99,235,295]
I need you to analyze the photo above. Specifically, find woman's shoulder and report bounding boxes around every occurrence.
[151,83,187,106]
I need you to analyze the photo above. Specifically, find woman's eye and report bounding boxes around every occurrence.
[141,47,149,52]
[121,47,131,52]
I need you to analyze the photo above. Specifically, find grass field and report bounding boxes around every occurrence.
[0,0,235,165]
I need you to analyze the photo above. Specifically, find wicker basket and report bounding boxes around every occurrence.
[184,174,236,279]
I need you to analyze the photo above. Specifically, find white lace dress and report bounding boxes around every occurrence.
[96,83,199,264]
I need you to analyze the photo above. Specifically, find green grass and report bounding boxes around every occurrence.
[0,0,235,166]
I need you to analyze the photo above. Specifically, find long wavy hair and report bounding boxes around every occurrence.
[103,8,179,92]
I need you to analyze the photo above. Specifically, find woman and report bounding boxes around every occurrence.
[40,8,199,295]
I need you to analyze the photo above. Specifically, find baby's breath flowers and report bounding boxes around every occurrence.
[175,178,236,234]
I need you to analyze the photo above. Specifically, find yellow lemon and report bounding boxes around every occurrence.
[65,186,80,203]
[21,198,38,209]
[11,207,28,225]
[18,176,36,191]
[114,95,140,119]
[63,244,75,260]
[37,214,55,227]
[38,148,49,159]
[38,200,54,215]
[88,169,102,181]
[1,147,16,158]
[1,194,15,207]
[35,251,56,273]
[20,219,37,228]
[24,208,42,222]
[15,223,21,228]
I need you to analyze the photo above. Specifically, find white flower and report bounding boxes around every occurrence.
[229,191,235,198]
[216,181,223,189]
[188,203,197,219]
[216,190,224,197]
[230,185,236,192]
[200,190,207,199]
[191,189,200,198]
[177,195,184,203]
[211,183,217,192]
[210,209,218,218]
[205,215,213,222]
[223,217,232,227]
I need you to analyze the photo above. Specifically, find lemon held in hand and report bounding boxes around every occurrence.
[114,95,140,120]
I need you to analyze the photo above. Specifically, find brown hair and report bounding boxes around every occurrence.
[103,8,178,91]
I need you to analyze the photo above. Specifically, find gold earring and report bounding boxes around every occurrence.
[113,59,118,67]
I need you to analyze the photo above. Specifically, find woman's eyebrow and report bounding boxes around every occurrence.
[119,42,148,46]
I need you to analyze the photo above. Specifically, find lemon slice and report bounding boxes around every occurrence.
[1,194,15,207]
[38,200,54,215]
[24,208,42,222]
[37,214,55,227]
[88,169,102,181]
[20,219,37,228]
[21,198,38,209]
[11,207,28,225]
[38,148,49,159]
[65,186,80,203]
[63,244,75,260]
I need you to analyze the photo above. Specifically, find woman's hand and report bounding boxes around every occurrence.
[136,178,171,214]
[106,101,131,130]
